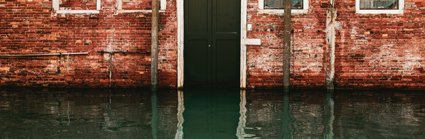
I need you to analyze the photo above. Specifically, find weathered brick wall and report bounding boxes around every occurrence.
[248,0,425,89]
[122,0,152,10]
[0,0,177,88]
[1,0,425,89]
[60,0,97,10]
[335,0,425,89]
[157,0,177,88]
[247,0,327,89]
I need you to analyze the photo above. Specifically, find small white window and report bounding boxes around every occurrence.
[258,0,309,14]
[356,0,404,14]
[117,0,166,13]
[52,0,101,14]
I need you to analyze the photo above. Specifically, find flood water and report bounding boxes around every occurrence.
[1,89,425,139]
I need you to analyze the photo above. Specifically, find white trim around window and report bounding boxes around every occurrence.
[258,0,309,14]
[52,0,101,14]
[116,0,167,13]
[356,0,404,14]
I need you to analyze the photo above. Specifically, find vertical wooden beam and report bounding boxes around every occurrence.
[151,0,160,89]
[240,0,248,89]
[326,0,336,90]
[283,0,292,91]
[177,0,184,89]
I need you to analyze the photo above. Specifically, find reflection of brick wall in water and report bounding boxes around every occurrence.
[0,90,153,138]
[157,92,178,139]
[334,93,424,138]
[59,0,98,10]
[244,92,325,138]
[245,92,283,138]
[291,104,324,138]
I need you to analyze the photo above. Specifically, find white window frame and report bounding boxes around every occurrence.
[356,0,404,14]
[258,0,309,14]
[116,0,166,13]
[52,0,101,14]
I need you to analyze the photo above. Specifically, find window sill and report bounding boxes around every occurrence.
[356,9,404,14]
[258,9,308,15]
[55,10,100,14]
[116,10,166,13]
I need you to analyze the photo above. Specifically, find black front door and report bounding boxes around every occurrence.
[184,0,241,87]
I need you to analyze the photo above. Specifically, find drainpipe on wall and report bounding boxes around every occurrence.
[326,0,336,90]
[283,0,292,92]
[151,0,160,90]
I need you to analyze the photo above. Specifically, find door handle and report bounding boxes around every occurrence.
[208,44,212,48]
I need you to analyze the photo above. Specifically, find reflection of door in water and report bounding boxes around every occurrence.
[182,89,240,139]
[184,0,241,87]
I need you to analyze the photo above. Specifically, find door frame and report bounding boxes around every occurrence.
[177,0,248,88]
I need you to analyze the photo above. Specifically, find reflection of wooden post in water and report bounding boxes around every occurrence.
[283,92,292,139]
[175,90,185,139]
[151,91,158,139]
[323,91,334,139]
[67,101,71,125]
[236,90,247,139]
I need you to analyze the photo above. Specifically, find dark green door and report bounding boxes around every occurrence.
[184,0,241,87]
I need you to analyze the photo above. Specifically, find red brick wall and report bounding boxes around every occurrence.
[1,0,425,89]
[247,0,425,89]
[122,0,152,10]
[247,0,328,89]
[0,0,177,88]
[335,0,425,89]
[60,0,98,10]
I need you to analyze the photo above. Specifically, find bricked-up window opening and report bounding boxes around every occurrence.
[264,0,303,9]
[122,0,152,10]
[117,0,166,13]
[59,0,97,10]
[360,0,398,10]
[52,0,101,14]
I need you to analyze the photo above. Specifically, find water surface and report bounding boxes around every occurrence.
[1,89,424,139]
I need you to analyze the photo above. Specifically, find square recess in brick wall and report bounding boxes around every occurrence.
[117,0,166,13]
[53,0,101,14]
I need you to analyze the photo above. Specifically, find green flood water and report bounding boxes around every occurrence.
[1,89,424,139]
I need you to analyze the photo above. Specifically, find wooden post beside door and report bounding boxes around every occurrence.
[151,0,160,90]
[283,0,292,91]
